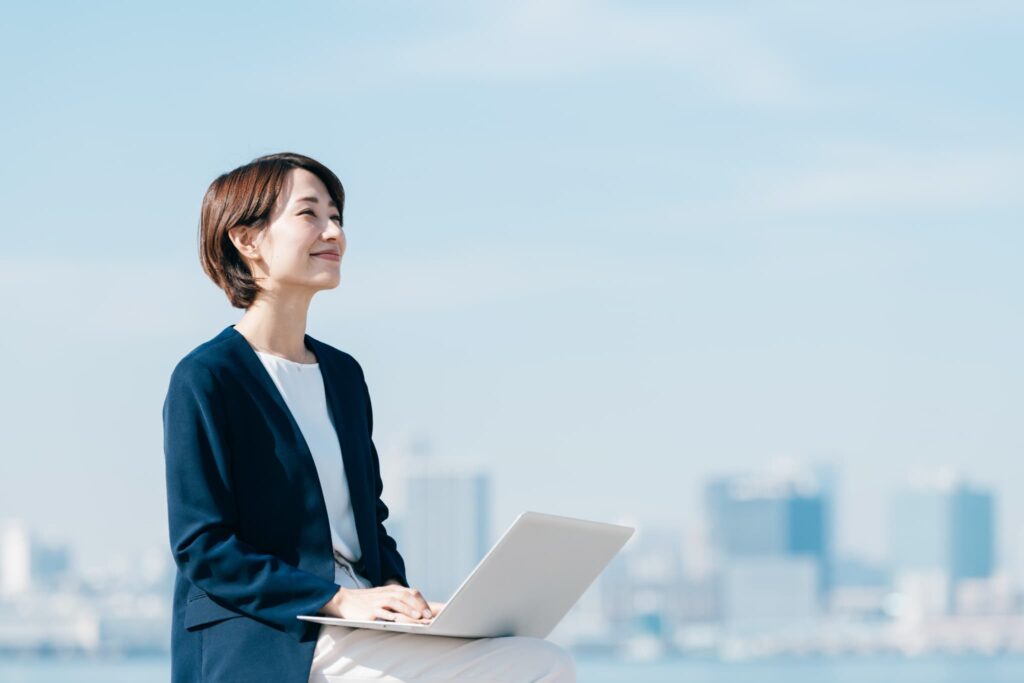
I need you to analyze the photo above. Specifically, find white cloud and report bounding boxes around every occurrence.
[755,149,1024,213]
[349,0,813,107]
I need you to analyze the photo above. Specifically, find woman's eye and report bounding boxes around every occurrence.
[298,209,341,224]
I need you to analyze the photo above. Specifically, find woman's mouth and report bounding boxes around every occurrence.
[313,252,340,261]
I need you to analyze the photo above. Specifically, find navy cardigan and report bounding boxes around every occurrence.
[162,324,409,682]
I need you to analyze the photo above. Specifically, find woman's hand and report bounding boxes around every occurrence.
[425,600,447,618]
[384,579,446,623]
[320,585,438,623]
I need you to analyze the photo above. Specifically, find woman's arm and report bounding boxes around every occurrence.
[163,360,339,638]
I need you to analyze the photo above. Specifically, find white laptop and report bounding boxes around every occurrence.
[298,511,634,638]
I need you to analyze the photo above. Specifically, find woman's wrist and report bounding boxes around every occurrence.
[321,586,349,616]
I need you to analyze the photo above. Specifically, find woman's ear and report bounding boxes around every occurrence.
[228,225,261,261]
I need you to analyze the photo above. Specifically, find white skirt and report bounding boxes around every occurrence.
[307,560,576,683]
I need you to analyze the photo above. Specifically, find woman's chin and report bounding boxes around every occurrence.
[311,271,342,287]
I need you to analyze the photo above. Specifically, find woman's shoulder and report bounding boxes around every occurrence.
[167,327,367,390]
[167,327,240,388]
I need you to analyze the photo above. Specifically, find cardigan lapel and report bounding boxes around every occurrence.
[223,325,376,582]
[305,334,377,580]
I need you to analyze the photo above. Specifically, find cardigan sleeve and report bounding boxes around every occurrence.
[162,359,340,638]
[357,364,410,589]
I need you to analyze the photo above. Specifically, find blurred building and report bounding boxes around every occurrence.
[393,456,491,602]
[705,464,834,625]
[889,474,995,616]
[0,519,31,599]
[949,485,996,582]
[955,572,1018,616]
[721,556,819,625]
[30,538,72,589]
[601,525,684,653]
[829,555,890,620]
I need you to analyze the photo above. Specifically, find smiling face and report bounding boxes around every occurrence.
[228,167,346,300]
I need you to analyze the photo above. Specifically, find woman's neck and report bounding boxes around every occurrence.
[233,296,316,363]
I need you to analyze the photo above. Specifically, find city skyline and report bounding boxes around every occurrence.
[1,460,1018,659]
[3,437,1021,580]
[1,459,1011,590]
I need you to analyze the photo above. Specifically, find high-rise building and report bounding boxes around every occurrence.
[393,457,490,602]
[949,485,995,582]
[705,464,834,623]
[707,470,831,586]
[889,476,995,614]
[706,480,788,557]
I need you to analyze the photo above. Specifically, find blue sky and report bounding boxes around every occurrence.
[1,1,1021,577]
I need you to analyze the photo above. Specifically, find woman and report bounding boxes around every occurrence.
[162,152,576,682]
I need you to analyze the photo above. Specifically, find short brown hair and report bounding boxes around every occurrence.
[198,152,346,309]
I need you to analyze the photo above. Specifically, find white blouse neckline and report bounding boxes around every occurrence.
[254,350,319,367]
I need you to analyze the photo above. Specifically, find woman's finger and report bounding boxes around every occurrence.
[389,595,428,618]
[392,587,430,612]
[376,605,429,624]
[391,612,432,624]
[408,590,432,614]
[387,585,428,603]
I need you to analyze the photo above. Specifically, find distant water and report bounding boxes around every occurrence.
[4,654,1024,682]
[579,655,1024,683]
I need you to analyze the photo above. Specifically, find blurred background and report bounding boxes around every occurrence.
[1,1,1022,681]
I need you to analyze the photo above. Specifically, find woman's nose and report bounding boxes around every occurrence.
[325,220,343,237]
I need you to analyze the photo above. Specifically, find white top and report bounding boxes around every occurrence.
[254,350,373,590]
